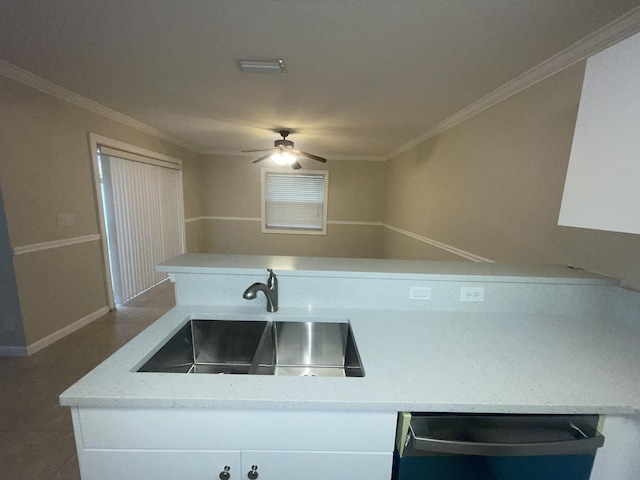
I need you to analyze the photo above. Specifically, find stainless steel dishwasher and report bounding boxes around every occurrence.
[392,413,605,480]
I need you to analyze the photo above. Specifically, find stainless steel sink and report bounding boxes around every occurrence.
[138,320,268,374]
[138,319,364,377]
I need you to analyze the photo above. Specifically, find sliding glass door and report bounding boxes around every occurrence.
[99,151,184,304]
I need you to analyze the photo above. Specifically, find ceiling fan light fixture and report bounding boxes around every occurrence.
[271,151,296,165]
[243,130,326,168]
[238,59,286,74]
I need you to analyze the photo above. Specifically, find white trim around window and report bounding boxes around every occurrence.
[261,168,329,235]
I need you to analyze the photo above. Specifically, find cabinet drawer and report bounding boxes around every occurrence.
[79,450,240,480]
[242,451,392,480]
[76,407,396,452]
[78,450,392,480]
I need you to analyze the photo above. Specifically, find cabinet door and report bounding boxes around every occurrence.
[79,450,241,480]
[590,415,640,480]
[241,451,392,480]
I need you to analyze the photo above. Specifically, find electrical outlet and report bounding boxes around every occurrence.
[409,286,431,300]
[460,287,484,302]
[3,316,16,332]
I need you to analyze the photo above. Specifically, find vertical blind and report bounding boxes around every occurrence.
[100,153,185,304]
[264,172,326,230]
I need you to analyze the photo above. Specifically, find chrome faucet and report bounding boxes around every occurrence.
[243,269,278,312]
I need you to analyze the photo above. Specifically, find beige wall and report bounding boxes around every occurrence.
[382,228,466,262]
[385,62,640,290]
[13,243,107,343]
[206,220,384,258]
[182,155,208,253]
[4,51,640,350]
[195,155,387,258]
[0,75,203,347]
[0,184,25,348]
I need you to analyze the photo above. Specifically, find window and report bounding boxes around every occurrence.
[261,169,328,235]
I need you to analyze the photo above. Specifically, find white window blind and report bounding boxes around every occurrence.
[262,170,328,234]
[100,153,185,304]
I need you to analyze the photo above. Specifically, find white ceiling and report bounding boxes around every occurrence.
[1,0,639,159]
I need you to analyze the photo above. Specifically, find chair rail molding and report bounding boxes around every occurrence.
[184,216,492,263]
[12,234,101,256]
[382,223,494,263]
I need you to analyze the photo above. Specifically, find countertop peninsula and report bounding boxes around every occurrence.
[61,254,640,416]
[156,253,615,283]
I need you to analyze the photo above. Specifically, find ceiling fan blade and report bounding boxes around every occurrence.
[242,148,275,153]
[252,153,273,164]
[292,161,302,170]
[293,149,327,163]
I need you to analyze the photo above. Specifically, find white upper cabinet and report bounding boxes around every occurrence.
[558,31,640,235]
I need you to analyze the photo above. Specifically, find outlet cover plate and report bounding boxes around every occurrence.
[460,287,485,302]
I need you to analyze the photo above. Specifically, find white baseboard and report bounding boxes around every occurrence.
[0,345,29,357]
[25,305,110,356]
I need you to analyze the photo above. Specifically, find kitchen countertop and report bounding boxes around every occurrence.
[60,303,640,415]
[157,254,616,284]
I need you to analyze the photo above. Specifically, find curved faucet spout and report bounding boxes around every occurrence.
[242,283,265,300]
[242,270,278,312]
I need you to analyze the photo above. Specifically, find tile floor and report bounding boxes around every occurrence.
[0,281,176,480]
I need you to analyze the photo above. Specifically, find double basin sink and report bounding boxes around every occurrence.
[138,319,364,377]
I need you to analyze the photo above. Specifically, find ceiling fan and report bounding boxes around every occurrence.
[242,130,327,169]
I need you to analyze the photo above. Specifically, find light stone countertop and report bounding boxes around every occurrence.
[60,303,640,415]
[157,254,616,284]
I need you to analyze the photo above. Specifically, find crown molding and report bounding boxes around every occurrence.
[0,59,204,153]
[4,5,640,163]
[387,6,640,160]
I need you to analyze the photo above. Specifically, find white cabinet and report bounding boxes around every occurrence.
[240,451,391,480]
[79,450,240,480]
[71,407,397,480]
[78,449,390,480]
[558,31,640,234]
[590,415,640,480]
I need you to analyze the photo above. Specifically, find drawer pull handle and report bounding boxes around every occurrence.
[247,465,259,479]
[219,465,231,480]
